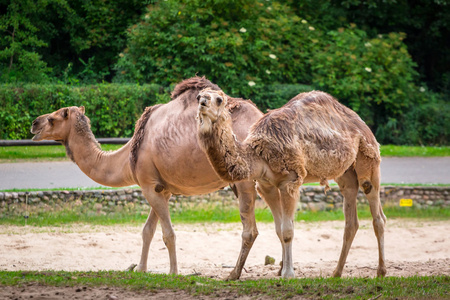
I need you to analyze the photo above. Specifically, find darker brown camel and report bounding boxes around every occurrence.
[196,88,387,278]
[30,77,263,280]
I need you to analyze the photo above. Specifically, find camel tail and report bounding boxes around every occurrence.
[130,104,163,173]
[358,134,381,162]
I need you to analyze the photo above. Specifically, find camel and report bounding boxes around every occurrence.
[30,76,263,280]
[196,88,387,278]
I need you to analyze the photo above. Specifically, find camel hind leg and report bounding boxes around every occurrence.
[256,182,287,277]
[332,167,359,277]
[355,153,387,277]
[141,187,178,274]
[136,208,159,272]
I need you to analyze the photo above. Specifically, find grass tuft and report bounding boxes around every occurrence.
[1,144,449,162]
[0,271,448,299]
[0,200,448,227]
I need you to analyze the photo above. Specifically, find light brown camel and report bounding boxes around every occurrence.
[196,88,387,278]
[30,76,263,279]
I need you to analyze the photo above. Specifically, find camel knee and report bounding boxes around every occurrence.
[242,229,258,246]
[281,222,294,243]
[162,230,176,248]
[242,229,259,242]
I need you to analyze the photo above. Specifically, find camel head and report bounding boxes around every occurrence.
[196,88,228,132]
[31,106,87,142]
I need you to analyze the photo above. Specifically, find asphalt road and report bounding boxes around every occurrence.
[1,157,449,190]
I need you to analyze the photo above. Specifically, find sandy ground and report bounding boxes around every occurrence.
[1,219,449,299]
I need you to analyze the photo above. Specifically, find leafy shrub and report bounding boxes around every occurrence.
[310,25,420,127]
[376,96,449,146]
[114,0,318,99]
[250,84,313,112]
[0,83,170,139]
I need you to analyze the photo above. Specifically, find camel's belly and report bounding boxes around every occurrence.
[303,141,357,180]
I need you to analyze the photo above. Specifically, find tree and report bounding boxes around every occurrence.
[0,0,53,82]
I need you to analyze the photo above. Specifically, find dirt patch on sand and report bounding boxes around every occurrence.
[1,219,449,298]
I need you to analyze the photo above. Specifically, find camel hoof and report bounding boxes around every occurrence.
[377,267,387,277]
[332,269,342,278]
[281,269,295,279]
[226,270,241,281]
[135,264,147,273]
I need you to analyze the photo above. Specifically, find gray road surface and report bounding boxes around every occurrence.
[1,157,449,190]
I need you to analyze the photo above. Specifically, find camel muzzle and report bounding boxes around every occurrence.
[199,98,208,107]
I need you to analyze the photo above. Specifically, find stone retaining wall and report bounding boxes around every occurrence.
[1,186,449,211]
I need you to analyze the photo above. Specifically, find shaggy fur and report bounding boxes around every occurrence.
[171,76,253,112]
[247,91,380,192]
[197,90,251,182]
[171,76,221,109]
[130,104,162,173]
[171,76,220,100]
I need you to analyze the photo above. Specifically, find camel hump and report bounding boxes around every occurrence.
[130,104,163,174]
[292,90,381,161]
[171,76,220,100]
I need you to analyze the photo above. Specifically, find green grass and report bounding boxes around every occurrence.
[0,144,121,162]
[1,204,448,227]
[0,271,448,299]
[1,144,449,162]
[380,144,450,157]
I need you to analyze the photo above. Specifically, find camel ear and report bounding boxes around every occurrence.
[79,106,85,114]
[196,94,201,102]
[61,108,69,119]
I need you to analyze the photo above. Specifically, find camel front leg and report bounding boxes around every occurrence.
[227,181,258,280]
[142,188,178,275]
[136,208,159,272]
[257,182,291,278]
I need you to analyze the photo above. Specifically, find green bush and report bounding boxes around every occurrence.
[310,26,420,127]
[114,0,318,98]
[0,83,170,140]
[250,83,313,112]
[376,97,450,146]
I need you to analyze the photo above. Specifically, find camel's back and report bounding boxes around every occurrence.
[290,91,378,148]
[247,91,380,179]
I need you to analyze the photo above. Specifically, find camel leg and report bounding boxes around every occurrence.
[227,181,259,280]
[278,188,298,279]
[332,168,359,277]
[355,155,387,277]
[141,188,178,275]
[256,182,285,276]
[136,208,159,272]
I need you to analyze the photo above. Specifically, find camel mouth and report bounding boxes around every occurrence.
[30,128,43,141]
[31,133,42,141]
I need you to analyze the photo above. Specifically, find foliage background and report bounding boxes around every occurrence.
[1,0,449,145]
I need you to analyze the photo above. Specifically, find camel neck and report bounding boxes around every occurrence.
[198,116,254,182]
[64,131,136,187]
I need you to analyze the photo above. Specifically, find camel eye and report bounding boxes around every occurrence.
[216,96,223,106]
[47,117,54,126]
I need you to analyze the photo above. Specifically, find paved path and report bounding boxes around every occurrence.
[1,157,449,190]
